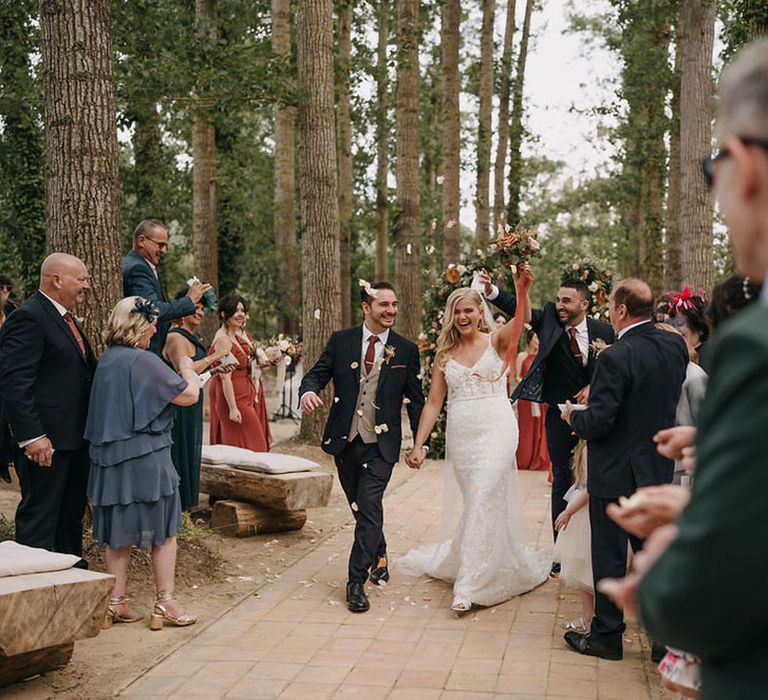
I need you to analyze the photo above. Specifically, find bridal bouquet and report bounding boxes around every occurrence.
[250,335,301,367]
[492,221,541,270]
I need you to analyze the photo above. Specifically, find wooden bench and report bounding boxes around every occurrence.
[0,568,114,687]
[201,464,333,537]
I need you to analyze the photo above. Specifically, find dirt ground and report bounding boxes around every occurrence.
[0,421,410,699]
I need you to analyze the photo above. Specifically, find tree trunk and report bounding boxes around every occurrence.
[337,1,353,326]
[507,0,534,228]
[666,8,683,290]
[493,0,517,230]
[272,0,298,336]
[475,0,494,247]
[39,0,122,351]
[375,0,390,282]
[440,0,460,266]
[132,106,163,219]
[679,0,716,291]
[395,0,421,340]
[193,0,218,343]
[296,0,341,443]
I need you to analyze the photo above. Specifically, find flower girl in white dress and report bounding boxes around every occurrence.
[402,274,551,612]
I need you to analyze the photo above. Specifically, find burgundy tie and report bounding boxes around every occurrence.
[364,335,379,374]
[64,312,86,356]
[568,327,584,366]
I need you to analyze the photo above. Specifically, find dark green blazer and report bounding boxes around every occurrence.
[637,303,768,700]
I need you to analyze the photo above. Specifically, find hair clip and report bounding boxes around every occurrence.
[743,276,753,301]
[132,297,159,322]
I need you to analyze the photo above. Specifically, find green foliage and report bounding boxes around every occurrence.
[0,0,45,298]
[721,0,768,62]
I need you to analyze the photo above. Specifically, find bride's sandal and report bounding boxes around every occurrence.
[451,598,472,613]
[103,596,143,629]
[562,617,589,634]
[149,592,197,631]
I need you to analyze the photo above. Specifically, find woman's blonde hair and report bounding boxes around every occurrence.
[435,288,491,370]
[104,296,158,347]
[571,439,588,486]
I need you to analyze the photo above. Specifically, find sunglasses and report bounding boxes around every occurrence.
[0,285,11,292]
[702,137,768,188]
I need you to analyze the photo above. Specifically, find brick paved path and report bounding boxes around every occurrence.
[120,462,667,699]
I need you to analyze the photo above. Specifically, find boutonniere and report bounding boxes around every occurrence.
[74,315,85,326]
[589,339,610,357]
[383,345,396,364]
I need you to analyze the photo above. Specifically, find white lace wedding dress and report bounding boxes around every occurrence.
[399,342,551,607]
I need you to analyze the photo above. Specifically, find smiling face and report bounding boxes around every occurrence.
[555,286,588,327]
[363,288,398,333]
[184,302,205,331]
[452,297,483,337]
[136,226,169,267]
[225,302,247,331]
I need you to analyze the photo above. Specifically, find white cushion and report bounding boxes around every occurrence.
[201,446,320,474]
[0,541,81,578]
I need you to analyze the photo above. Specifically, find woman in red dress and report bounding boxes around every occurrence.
[515,331,551,472]
[209,296,271,451]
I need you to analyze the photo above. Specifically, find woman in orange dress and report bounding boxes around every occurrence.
[208,296,271,451]
[515,331,551,472]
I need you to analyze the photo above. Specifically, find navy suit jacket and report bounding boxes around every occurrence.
[0,292,96,451]
[298,326,426,464]
[122,250,195,354]
[490,288,614,403]
[570,321,688,499]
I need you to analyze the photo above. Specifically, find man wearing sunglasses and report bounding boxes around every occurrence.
[123,219,212,354]
[634,40,768,699]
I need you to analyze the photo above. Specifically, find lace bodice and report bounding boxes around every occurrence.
[445,343,509,402]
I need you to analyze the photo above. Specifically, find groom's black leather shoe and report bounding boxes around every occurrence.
[564,631,623,660]
[369,556,390,586]
[346,582,370,613]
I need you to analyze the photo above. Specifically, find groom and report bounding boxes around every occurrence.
[299,282,426,612]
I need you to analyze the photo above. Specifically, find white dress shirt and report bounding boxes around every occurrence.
[567,317,589,367]
[618,319,652,340]
[360,325,390,368]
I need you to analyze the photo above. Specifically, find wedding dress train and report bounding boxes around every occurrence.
[399,343,551,607]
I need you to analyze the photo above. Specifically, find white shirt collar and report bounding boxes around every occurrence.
[569,316,588,335]
[362,324,389,346]
[38,290,68,317]
[618,319,652,339]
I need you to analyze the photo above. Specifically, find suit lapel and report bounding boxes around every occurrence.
[351,326,363,386]
[36,293,89,365]
[375,332,397,395]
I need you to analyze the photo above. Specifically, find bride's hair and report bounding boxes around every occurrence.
[571,440,588,486]
[435,288,491,370]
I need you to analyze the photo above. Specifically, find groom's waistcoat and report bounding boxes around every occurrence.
[348,359,382,444]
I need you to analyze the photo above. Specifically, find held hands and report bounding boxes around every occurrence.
[405,447,426,470]
[187,280,213,304]
[25,436,54,468]
[299,392,324,414]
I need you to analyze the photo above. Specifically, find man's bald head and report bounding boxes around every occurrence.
[608,278,654,333]
[39,253,90,311]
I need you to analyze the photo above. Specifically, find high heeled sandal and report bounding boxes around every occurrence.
[451,598,472,613]
[562,617,590,634]
[103,596,143,629]
[149,591,197,631]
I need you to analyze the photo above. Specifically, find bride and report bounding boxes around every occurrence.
[402,267,551,612]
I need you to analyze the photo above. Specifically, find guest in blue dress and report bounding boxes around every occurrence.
[86,296,201,630]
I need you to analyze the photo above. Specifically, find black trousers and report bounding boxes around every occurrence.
[14,444,90,560]
[589,495,644,644]
[334,437,393,583]
[545,407,578,541]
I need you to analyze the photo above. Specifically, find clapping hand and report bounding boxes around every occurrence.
[654,426,696,461]
[597,524,679,617]
[606,485,690,540]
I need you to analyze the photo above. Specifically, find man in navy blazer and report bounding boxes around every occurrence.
[481,270,614,541]
[0,254,97,561]
[562,279,688,660]
[122,219,211,354]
